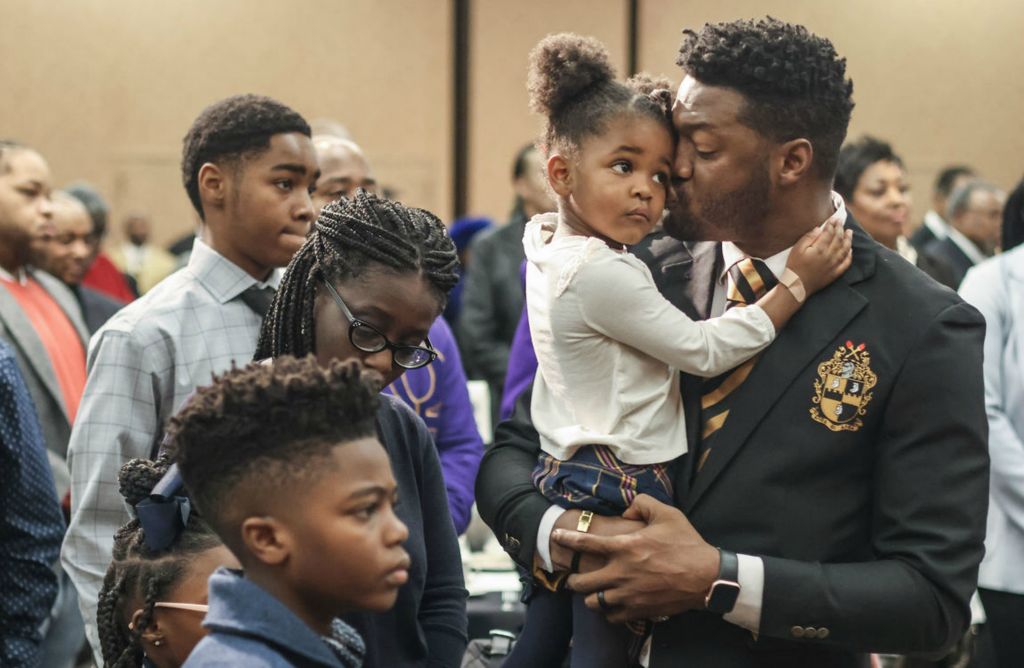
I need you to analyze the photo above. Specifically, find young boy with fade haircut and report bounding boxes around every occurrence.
[172,356,410,668]
[62,94,320,659]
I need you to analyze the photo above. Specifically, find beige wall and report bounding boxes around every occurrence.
[2,1,1021,247]
[0,0,452,247]
[466,0,629,222]
[639,0,1024,220]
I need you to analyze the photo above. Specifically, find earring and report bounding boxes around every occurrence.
[154,640,163,647]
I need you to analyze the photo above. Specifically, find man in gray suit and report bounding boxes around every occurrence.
[0,139,90,668]
[0,141,89,461]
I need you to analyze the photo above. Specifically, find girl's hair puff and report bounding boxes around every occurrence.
[527,33,675,157]
[96,454,220,668]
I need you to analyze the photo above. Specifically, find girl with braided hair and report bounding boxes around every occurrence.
[254,189,468,667]
[95,454,238,668]
[505,33,853,667]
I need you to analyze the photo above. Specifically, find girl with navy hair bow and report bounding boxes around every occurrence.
[95,454,238,668]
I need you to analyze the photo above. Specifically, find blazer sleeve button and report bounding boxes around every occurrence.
[816,627,830,639]
[791,626,805,638]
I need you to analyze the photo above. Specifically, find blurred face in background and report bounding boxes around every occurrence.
[514,148,556,219]
[125,214,152,246]
[311,137,377,214]
[846,159,910,250]
[954,188,1005,255]
[32,192,95,286]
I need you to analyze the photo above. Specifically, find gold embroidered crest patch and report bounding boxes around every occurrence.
[810,341,877,432]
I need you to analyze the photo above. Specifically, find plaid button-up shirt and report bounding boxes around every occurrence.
[61,239,280,658]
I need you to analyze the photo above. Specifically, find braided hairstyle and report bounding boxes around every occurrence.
[255,189,459,359]
[96,455,220,668]
[528,33,674,158]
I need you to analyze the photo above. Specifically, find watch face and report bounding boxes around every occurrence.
[706,580,741,614]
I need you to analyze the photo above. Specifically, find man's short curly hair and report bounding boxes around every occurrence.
[169,355,380,547]
[676,17,854,179]
[181,94,310,219]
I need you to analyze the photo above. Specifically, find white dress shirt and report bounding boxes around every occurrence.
[538,193,848,637]
[61,238,281,660]
[922,210,951,241]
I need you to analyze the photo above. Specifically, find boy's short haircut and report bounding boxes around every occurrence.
[180,94,311,219]
[169,356,379,547]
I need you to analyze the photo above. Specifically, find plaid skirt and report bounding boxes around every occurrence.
[533,443,674,515]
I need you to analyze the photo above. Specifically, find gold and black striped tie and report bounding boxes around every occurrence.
[696,257,778,475]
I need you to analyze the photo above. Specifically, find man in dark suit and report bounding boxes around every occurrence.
[909,166,976,252]
[476,18,988,667]
[923,180,1005,289]
[458,143,554,422]
[31,191,122,334]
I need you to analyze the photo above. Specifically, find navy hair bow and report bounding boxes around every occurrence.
[134,463,192,552]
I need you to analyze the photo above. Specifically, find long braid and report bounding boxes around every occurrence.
[97,568,134,667]
[255,188,459,360]
[96,455,220,667]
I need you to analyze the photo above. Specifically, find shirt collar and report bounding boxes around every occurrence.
[896,236,918,264]
[204,568,358,667]
[0,265,29,285]
[719,191,847,284]
[946,225,989,265]
[187,238,283,304]
[922,210,950,240]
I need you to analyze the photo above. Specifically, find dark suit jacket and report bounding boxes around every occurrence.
[476,218,989,667]
[457,211,528,413]
[0,270,89,460]
[922,237,979,289]
[909,221,939,252]
[74,284,123,334]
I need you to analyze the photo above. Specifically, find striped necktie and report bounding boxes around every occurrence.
[696,258,778,475]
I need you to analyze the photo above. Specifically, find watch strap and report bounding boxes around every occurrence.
[705,548,741,614]
[718,548,739,582]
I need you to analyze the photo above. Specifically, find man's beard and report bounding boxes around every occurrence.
[664,160,772,243]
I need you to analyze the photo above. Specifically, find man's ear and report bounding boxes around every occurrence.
[546,153,573,198]
[774,138,814,187]
[197,162,228,212]
[240,516,291,567]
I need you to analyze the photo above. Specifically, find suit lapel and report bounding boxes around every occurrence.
[683,219,876,513]
[0,284,67,420]
[34,270,90,346]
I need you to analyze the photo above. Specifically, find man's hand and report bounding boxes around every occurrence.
[553,494,720,623]
[549,509,645,573]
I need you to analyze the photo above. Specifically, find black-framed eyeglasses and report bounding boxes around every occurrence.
[321,280,437,370]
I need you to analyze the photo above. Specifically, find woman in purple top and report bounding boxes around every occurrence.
[385,316,483,535]
[500,261,538,422]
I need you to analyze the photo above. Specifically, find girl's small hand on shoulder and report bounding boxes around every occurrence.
[786,220,853,296]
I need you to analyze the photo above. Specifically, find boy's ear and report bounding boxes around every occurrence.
[240,516,291,566]
[774,138,814,187]
[546,153,573,198]
[197,162,228,212]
